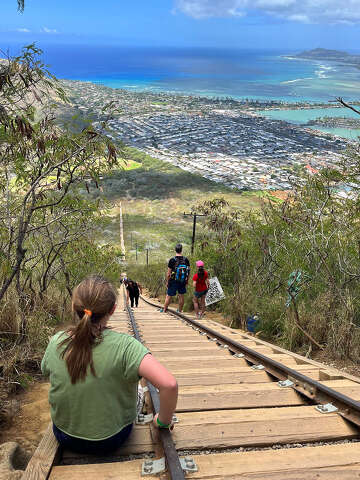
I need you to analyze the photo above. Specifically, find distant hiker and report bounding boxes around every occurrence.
[41,275,178,455]
[126,279,142,308]
[160,243,190,313]
[192,260,210,319]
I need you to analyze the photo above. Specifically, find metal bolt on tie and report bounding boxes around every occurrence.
[251,364,265,370]
[234,353,245,358]
[180,456,198,473]
[315,403,339,414]
[141,457,197,475]
[136,413,154,425]
[278,379,294,388]
[142,458,166,476]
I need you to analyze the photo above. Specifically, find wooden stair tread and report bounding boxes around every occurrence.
[49,443,360,479]
[171,406,357,449]
[174,370,272,385]
[176,381,305,410]
[189,442,360,479]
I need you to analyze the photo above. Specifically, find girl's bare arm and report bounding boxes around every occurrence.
[138,354,178,425]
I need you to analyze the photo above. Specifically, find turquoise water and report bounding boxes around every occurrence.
[257,107,360,123]
[316,127,360,140]
[258,107,360,139]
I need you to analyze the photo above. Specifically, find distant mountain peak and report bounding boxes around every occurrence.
[298,48,349,58]
[294,48,360,66]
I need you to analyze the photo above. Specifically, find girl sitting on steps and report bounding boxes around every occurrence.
[41,275,178,454]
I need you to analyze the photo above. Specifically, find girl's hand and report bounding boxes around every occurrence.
[153,413,174,431]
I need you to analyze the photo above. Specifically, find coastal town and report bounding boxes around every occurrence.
[63,79,349,190]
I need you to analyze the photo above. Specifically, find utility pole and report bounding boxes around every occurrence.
[183,212,207,254]
[146,248,149,266]
[135,243,138,262]
[119,202,125,260]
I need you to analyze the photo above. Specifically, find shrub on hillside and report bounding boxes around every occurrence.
[0,45,123,403]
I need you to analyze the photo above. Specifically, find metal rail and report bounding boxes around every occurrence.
[123,289,185,480]
[140,294,360,427]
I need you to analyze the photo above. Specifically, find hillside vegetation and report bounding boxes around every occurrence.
[0,46,123,410]
[93,147,264,264]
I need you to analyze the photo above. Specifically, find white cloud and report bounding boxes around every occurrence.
[287,14,310,22]
[174,0,360,24]
[16,28,31,32]
[41,26,58,34]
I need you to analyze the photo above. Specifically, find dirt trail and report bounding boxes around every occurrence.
[1,382,50,457]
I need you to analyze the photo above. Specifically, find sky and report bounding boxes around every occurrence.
[1,0,360,51]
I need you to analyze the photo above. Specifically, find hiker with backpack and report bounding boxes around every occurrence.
[192,260,210,319]
[160,244,190,313]
[126,279,142,308]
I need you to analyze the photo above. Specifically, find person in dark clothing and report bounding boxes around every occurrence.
[126,280,142,308]
[160,244,190,313]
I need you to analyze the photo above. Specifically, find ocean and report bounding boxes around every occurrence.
[14,44,359,104]
[5,43,360,138]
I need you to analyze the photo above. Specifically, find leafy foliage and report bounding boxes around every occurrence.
[193,158,360,359]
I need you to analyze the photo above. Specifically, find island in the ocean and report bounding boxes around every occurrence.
[295,48,360,66]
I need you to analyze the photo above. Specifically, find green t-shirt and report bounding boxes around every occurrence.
[41,329,149,441]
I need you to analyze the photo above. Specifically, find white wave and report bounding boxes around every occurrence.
[281,77,313,84]
[315,69,330,79]
[314,63,336,79]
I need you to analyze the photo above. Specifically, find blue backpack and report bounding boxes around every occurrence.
[173,257,189,283]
